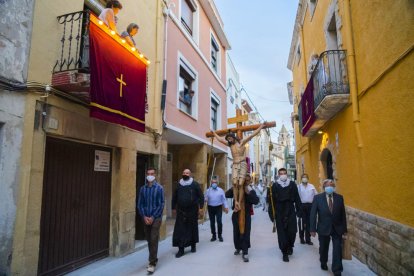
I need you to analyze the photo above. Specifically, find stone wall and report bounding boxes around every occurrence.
[0,0,35,83]
[347,207,414,275]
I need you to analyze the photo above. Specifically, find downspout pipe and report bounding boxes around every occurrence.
[343,0,363,148]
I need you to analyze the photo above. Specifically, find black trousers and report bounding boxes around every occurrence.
[318,228,343,274]
[298,203,312,242]
[208,205,223,236]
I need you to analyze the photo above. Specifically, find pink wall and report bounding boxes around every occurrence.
[165,13,227,151]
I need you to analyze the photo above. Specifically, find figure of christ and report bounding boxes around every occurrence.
[212,123,265,212]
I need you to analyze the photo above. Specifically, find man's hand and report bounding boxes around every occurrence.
[311,232,316,237]
[224,208,229,214]
[198,208,204,217]
[148,217,154,225]
[143,216,150,225]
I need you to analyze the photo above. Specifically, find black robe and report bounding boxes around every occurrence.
[225,188,259,254]
[268,181,302,254]
[172,181,204,248]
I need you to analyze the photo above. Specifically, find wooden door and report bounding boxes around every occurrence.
[38,137,112,275]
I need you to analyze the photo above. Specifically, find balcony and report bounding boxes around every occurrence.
[298,50,349,136]
[51,11,91,102]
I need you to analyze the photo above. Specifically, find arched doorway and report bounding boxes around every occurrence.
[320,148,334,180]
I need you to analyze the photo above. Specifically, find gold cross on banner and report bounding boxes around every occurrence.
[116,74,127,97]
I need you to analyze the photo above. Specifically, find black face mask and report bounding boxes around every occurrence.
[182,175,190,180]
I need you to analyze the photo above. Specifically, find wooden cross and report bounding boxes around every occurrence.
[206,108,276,234]
[116,74,127,97]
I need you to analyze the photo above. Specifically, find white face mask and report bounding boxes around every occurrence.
[146,175,155,182]
[302,178,308,183]
[279,175,288,181]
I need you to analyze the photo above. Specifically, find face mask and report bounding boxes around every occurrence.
[302,178,308,184]
[211,183,218,189]
[325,186,335,194]
[146,175,155,182]
[182,175,190,181]
[279,175,288,181]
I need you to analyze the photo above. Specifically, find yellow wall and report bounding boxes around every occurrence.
[292,0,414,226]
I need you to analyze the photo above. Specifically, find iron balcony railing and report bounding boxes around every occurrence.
[312,50,349,108]
[53,11,90,73]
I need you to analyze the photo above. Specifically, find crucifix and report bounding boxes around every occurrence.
[206,109,276,233]
[116,74,127,97]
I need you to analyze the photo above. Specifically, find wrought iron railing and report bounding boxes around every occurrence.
[298,101,303,131]
[53,11,90,73]
[312,50,349,108]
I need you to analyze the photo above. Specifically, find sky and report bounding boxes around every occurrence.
[214,0,298,141]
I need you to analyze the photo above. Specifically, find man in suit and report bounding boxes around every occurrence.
[310,179,347,276]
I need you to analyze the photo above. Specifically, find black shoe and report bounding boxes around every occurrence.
[321,263,328,270]
[287,248,293,255]
[242,254,249,262]
[283,254,289,262]
[300,239,306,244]
[306,241,313,245]
[210,235,217,242]
[218,236,223,242]
[175,249,184,258]
[334,273,341,276]
[191,244,196,253]
[234,249,241,255]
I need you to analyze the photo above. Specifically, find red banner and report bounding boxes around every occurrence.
[300,76,316,136]
[89,20,147,132]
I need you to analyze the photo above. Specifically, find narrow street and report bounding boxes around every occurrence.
[69,206,374,276]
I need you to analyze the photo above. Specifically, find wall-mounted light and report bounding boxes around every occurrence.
[318,130,323,134]
[110,30,115,35]
[98,20,103,25]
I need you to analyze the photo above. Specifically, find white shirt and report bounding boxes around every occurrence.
[98,8,116,30]
[298,183,317,203]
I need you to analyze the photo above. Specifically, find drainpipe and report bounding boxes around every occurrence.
[343,0,363,148]
[84,0,104,15]
[161,1,173,127]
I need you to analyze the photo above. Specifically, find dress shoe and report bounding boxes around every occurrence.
[283,254,289,262]
[218,236,223,242]
[191,244,196,252]
[242,254,249,262]
[321,263,328,270]
[300,239,306,244]
[175,249,184,258]
[210,235,217,242]
[306,241,313,245]
[287,247,293,255]
[234,249,241,255]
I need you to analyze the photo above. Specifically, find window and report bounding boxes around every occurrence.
[181,0,196,35]
[178,65,196,115]
[211,97,219,130]
[211,36,219,72]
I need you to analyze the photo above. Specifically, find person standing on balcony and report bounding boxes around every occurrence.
[297,173,317,245]
[99,0,123,32]
[137,167,165,274]
[121,23,139,47]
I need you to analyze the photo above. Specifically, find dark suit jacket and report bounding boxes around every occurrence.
[310,192,347,236]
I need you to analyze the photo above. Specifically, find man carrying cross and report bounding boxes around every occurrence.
[212,123,265,211]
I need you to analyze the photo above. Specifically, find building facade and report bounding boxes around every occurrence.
[162,0,231,215]
[288,0,414,274]
[0,0,167,274]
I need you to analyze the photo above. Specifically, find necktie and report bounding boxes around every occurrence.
[328,195,333,213]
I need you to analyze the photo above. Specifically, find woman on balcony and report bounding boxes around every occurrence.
[99,0,123,32]
[121,23,139,47]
